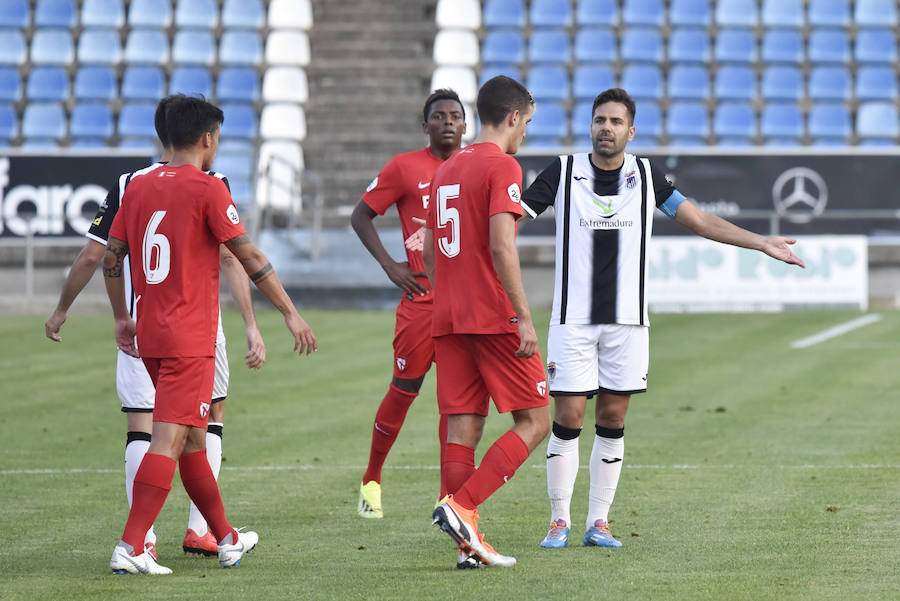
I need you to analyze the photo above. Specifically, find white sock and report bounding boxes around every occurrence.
[124,437,155,545]
[546,431,580,527]
[186,424,223,536]
[587,432,624,530]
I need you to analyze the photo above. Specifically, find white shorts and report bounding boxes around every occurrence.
[546,323,649,396]
[212,340,229,402]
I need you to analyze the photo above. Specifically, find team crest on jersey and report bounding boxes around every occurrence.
[200,402,210,418]
[536,380,547,396]
[366,176,379,192]
[507,183,521,204]
[226,204,240,224]
[396,357,406,371]
[547,361,556,382]
[625,171,637,189]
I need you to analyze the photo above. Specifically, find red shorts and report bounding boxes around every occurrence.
[392,299,435,379]
[142,356,215,428]
[434,333,550,416]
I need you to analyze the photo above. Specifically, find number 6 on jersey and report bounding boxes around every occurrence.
[143,210,170,284]
[437,184,460,258]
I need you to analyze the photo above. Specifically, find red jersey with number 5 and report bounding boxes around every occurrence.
[426,143,524,336]
[108,164,246,358]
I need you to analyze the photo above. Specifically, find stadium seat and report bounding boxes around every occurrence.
[433,29,479,67]
[175,0,218,29]
[35,0,77,28]
[716,136,754,147]
[172,29,216,66]
[762,0,803,27]
[666,102,709,139]
[668,65,709,101]
[265,31,311,67]
[716,0,758,27]
[0,30,27,67]
[668,28,710,63]
[531,0,572,27]
[220,103,257,140]
[761,30,803,64]
[26,67,69,102]
[575,0,618,26]
[855,0,898,27]
[435,0,480,29]
[217,68,260,103]
[70,103,113,139]
[31,30,75,66]
[527,102,568,139]
[573,28,617,63]
[118,102,157,138]
[668,137,707,147]
[808,0,850,27]
[262,67,309,103]
[73,67,117,101]
[573,65,615,100]
[764,137,802,147]
[621,28,663,63]
[855,67,897,101]
[715,29,756,63]
[219,31,262,67]
[22,103,66,139]
[808,67,851,101]
[761,66,803,101]
[529,30,571,64]
[0,0,29,28]
[431,67,478,103]
[256,140,305,208]
[121,66,165,101]
[222,0,265,29]
[479,64,522,86]
[260,104,307,141]
[169,67,213,97]
[482,31,525,65]
[213,152,253,179]
[0,104,18,142]
[268,0,312,29]
[483,0,525,28]
[128,0,172,27]
[70,138,109,148]
[77,29,123,65]
[634,101,662,140]
[855,29,897,64]
[714,65,756,101]
[808,103,850,139]
[714,103,756,139]
[571,100,593,128]
[670,0,711,26]
[807,29,850,64]
[621,65,663,100]
[527,66,569,102]
[81,0,125,28]
[0,69,22,103]
[117,137,156,150]
[622,0,664,26]
[124,29,169,65]
[857,102,899,139]
[761,103,803,139]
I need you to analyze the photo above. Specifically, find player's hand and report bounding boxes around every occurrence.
[515,318,539,358]
[404,217,427,253]
[244,324,266,370]
[45,309,66,342]
[286,312,317,356]
[115,317,139,358]
[384,261,429,297]
[762,237,806,268]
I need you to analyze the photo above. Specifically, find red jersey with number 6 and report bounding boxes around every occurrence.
[426,143,524,336]
[108,164,246,358]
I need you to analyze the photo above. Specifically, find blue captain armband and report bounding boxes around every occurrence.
[659,190,686,218]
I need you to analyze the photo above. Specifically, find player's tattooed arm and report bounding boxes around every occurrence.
[249,263,273,282]
[102,237,128,278]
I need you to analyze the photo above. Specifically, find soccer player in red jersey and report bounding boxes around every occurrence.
[104,96,316,575]
[351,89,466,519]
[427,76,551,568]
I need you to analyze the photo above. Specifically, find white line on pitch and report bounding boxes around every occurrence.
[791,313,883,349]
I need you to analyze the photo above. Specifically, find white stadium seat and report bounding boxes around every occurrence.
[433,29,480,67]
[260,103,307,141]
[265,30,311,66]
[436,0,481,29]
[462,101,477,143]
[262,67,309,103]
[430,66,478,104]
[268,0,313,29]
[256,140,305,210]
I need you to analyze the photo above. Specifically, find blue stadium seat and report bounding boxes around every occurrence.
[715,29,756,63]
[217,68,260,103]
[531,0,572,28]
[0,104,17,142]
[479,64,521,87]
[573,28,617,63]
[118,137,156,149]
[219,31,263,67]
[716,0,758,27]
[621,65,663,100]
[121,66,165,101]
[81,0,125,28]
[668,137,707,147]
[716,136,754,147]
[22,103,66,139]
[529,29,570,64]
[35,0,77,28]
[483,0,525,28]
[573,65,615,100]
[714,103,756,139]
[623,0,664,27]
[213,153,253,179]
[172,29,216,66]
[855,0,898,27]
[482,31,525,65]
[620,28,663,63]
[31,30,75,66]
[855,66,897,101]
[666,102,709,139]
[668,65,709,101]
[527,66,569,101]
[169,67,213,97]
[26,67,69,102]
[572,100,593,129]
[762,0,804,27]
[575,0,618,26]
[807,29,850,64]
[761,66,803,101]
[855,29,897,64]
[70,103,113,138]
[526,102,567,139]
[670,0,711,26]
[0,69,22,103]
[808,0,850,27]
[129,0,173,27]
[634,101,662,141]
[0,30,26,67]
[808,103,850,140]
[761,103,803,139]
[70,138,109,148]
[124,29,169,65]
[118,102,156,138]
[77,29,122,65]
[220,103,258,139]
[808,67,851,101]
[714,65,756,101]
[857,102,899,139]
[222,0,265,29]
[74,67,117,101]
[0,0,29,28]
[175,0,219,29]
[761,30,803,64]
[668,28,710,63]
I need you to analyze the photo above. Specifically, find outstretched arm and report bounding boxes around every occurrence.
[674,200,806,268]
[102,237,138,357]
[220,245,266,370]
[490,212,538,358]
[45,239,107,341]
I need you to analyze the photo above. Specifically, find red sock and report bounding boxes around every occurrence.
[362,384,417,484]
[179,450,236,543]
[442,442,475,497]
[438,413,449,498]
[454,431,529,510]
[121,453,175,552]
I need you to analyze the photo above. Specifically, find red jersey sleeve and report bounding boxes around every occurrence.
[361,157,404,215]
[488,156,524,219]
[108,201,128,243]
[204,177,247,243]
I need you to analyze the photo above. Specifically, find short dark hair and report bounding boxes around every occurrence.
[592,88,636,124]
[154,95,184,148]
[476,76,534,127]
[423,88,465,123]
[164,96,225,150]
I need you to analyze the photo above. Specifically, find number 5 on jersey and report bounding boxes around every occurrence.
[437,184,460,258]
[143,210,170,284]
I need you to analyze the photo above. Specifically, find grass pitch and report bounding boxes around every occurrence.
[1,308,898,600]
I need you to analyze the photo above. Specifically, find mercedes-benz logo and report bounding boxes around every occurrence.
[771,167,828,224]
